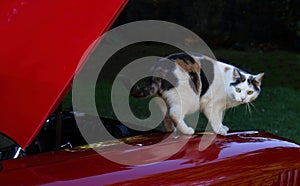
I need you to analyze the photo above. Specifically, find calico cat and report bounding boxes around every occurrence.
[129,53,264,135]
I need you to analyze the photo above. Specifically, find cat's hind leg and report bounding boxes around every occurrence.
[169,107,194,135]
[155,97,175,132]
[163,116,175,132]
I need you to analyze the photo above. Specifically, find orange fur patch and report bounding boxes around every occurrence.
[174,58,201,93]
[174,58,200,73]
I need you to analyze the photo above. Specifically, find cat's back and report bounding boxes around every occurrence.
[162,53,202,114]
[166,53,218,97]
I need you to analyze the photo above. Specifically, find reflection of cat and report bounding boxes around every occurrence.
[130,53,264,135]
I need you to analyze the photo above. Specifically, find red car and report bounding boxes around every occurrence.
[0,0,299,185]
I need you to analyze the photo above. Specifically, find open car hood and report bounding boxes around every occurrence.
[0,0,128,148]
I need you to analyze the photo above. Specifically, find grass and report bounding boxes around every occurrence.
[224,87,300,143]
[63,47,300,144]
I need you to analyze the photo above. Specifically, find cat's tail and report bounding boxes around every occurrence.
[130,82,158,98]
[117,75,158,98]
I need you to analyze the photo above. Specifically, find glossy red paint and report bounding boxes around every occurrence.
[0,0,128,148]
[1,131,300,185]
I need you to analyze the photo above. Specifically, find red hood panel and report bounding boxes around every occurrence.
[0,0,127,148]
[0,132,300,185]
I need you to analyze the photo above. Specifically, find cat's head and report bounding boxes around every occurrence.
[228,69,264,103]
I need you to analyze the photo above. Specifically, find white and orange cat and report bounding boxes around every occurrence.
[130,53,264,135]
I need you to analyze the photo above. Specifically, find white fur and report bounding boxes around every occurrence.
[159,65,200,134]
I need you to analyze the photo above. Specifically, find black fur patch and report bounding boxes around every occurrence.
[230,70,246,86]
[200,58,214,97]
[188,71,200,94]
[200,69,209,96]
[247,75,254,85]
[168,53,195,64]
[130,59,178,98]
[168,53,201,94]
[160,77,175,91]
[247,75,260,91]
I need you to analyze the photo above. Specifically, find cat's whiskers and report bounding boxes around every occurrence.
[245,103,249,115]
[232,107,236,114]
[229,107,234,115]
[245,102,253,117]
[227,104,236,114]
[249,102,258,112]
[245,102,258,117]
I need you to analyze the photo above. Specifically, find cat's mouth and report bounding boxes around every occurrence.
[240,100,247,104]
[238,98,247,104]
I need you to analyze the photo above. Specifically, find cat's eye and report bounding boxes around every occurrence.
[247,90,254,95]
[235,87,241,93]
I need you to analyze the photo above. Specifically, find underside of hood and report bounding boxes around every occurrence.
[0,0,128,148]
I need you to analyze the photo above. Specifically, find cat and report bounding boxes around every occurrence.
[129,53,264,135]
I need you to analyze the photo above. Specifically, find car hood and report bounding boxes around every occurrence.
[0,0,128,148]
[0,131,300,185]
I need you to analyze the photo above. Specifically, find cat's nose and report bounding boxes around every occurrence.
[241,98,246,102]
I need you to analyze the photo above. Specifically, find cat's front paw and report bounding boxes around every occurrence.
[217,125,229,136]
[181,127,195,135]
[222,125,229,132]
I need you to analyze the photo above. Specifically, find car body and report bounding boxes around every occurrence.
[1,131,300,185]
[0,0,299,185]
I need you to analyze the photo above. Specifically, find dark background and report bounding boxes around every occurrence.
[113,0,300,52]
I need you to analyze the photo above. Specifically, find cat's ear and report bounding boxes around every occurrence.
[254,73,264,86]
[233,68,242,80]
